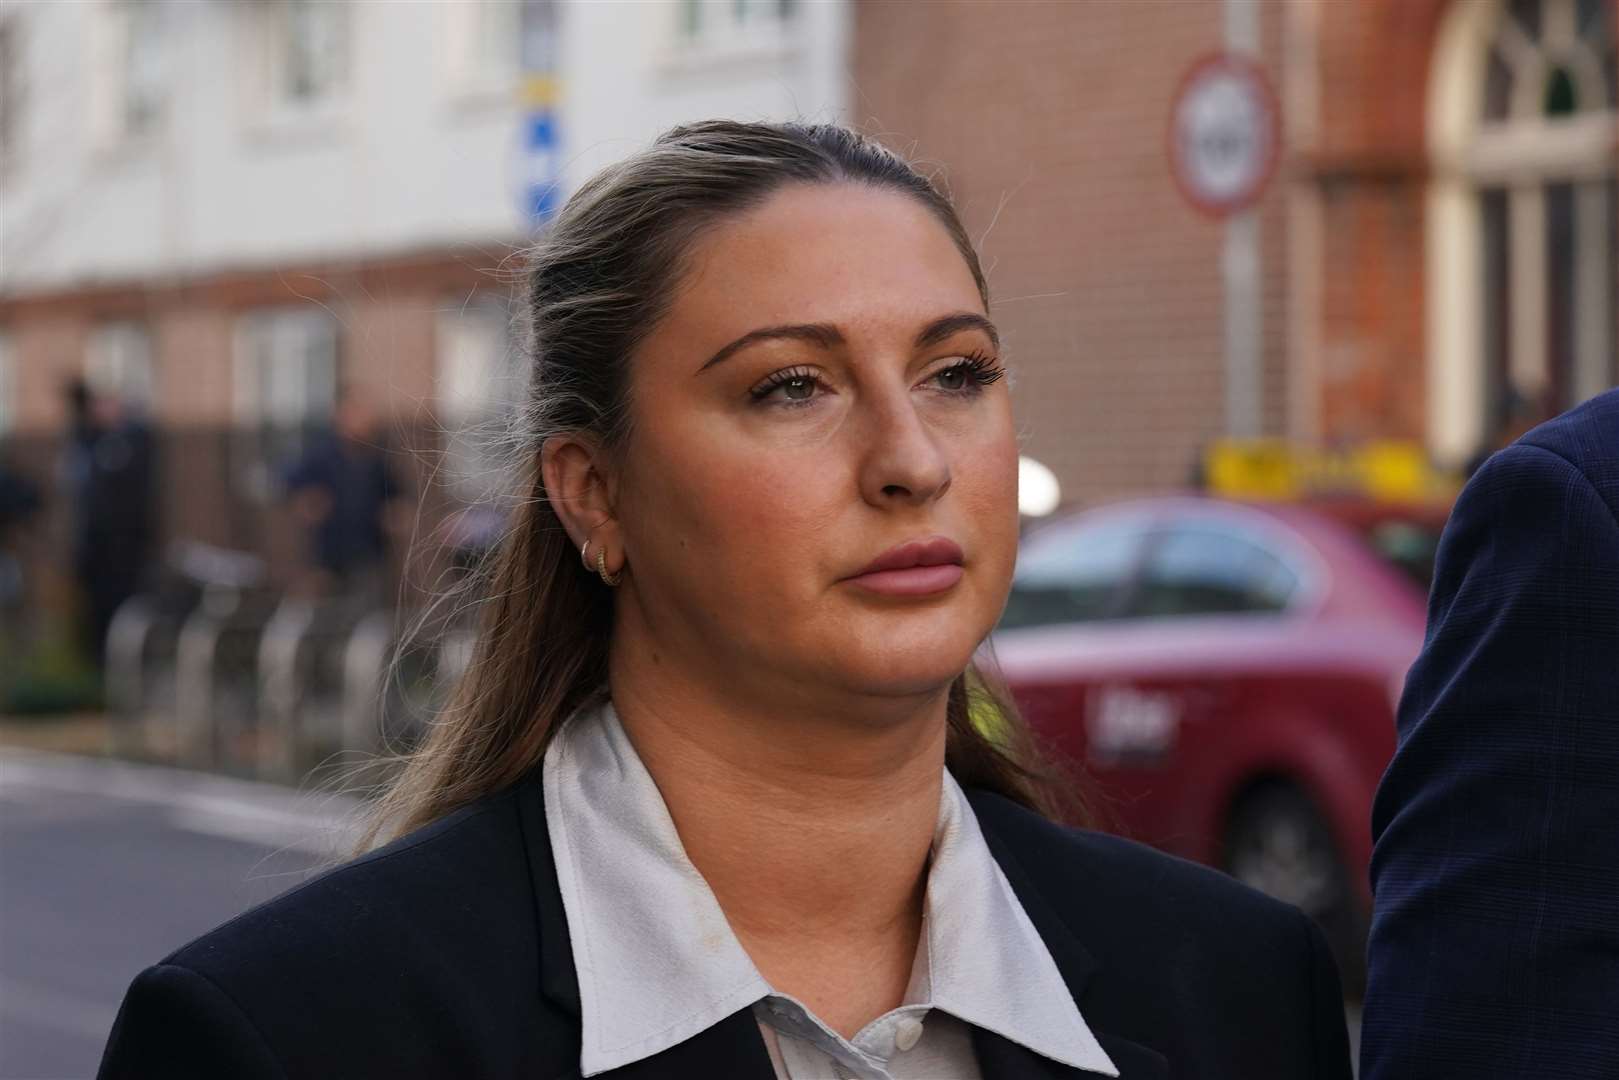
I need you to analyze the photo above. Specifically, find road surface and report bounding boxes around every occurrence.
[0,750,359,1080]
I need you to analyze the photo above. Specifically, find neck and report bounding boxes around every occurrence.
[607,638,948,1034]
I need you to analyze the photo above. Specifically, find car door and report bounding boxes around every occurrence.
[1098,518,1309,858]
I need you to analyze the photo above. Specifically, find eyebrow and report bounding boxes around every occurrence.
[695,311,1000,374]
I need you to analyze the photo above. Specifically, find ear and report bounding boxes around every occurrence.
[540,432,624,577]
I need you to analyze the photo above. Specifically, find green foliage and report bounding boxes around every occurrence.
[0,630,103,716]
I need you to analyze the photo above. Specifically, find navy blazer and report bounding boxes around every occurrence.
[1362,389,1619,1079]
[99,770,1352,1079]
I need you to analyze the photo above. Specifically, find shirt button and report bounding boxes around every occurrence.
[894,1017,925,1052]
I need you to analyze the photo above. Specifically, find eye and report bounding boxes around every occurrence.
[928,352,1006,395]
[748,366,827,408]
[778,376,816,401]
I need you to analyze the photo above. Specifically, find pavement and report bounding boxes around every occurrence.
[0,748,360,1080]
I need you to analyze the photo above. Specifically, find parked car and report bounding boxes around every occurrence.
[990,494,1449,993]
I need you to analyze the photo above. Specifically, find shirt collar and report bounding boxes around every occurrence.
[543,697,1118,1078]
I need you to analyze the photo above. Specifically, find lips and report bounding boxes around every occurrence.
[849,536,965,578]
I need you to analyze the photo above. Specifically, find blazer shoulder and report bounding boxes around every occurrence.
[968,789,1320,961]
[969,790,1351,1077]
[1514,388,1619,504]
[163,778,538,991]
[105,777,572,1079]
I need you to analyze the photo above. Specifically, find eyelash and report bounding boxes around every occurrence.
[748,351,1006,409]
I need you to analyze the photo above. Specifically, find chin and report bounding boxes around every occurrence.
[828,635,980,699]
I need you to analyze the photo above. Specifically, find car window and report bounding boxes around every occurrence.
[998,519,1145,630]
[1129,526,1300,618]
[1360,520,1440,593]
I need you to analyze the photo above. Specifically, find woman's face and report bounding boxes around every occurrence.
[615,182,1020,706]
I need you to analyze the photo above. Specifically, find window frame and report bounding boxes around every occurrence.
[244,0,354,138]
[1124,520,1313,622]
[0,9,26,179]
[90,0,167,150]
[231,307,341,502]
[998,512,1155,631]
[435,298,524,504]
[0,330,13,438]
[85,320,157,410]
[658,0,799,74]
[1427,0,1617,462]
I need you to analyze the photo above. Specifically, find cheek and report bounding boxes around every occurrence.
[623,425,839,598]
[956,415,1022,572]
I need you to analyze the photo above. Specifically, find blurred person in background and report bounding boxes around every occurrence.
[60,379,100,654]
[1362,387,1619,1079]
[281,386,404,606]
[99,121,1352,1080]
[65,383,157,668]
[0,454,42,659]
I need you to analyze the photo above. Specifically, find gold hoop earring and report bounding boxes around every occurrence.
[595,547,621,588]
[580,539,594,572]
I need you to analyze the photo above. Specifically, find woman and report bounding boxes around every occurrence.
[98,121,1352,1080]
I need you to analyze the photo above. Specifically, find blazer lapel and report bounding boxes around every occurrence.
[972,1027,1169,1080]
[518,769,776,1080]
[968,792,1172,1080]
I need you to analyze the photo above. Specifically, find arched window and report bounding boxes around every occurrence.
[1428,0,1616,462]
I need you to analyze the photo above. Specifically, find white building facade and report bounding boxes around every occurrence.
[0,0,848,561]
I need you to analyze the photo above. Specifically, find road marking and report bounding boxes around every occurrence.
[0,976,118,1043]
[0,749,364,856]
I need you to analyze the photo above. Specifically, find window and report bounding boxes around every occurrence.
[0,10,24,175]
[86,321,156,409]
[671,0,796,52]
[1429,0,1617,460]
[1477,0,1617,433]
[0,331,12,437]
[444,0,559,96]
[998,518,1147,630]
[1129,527,1301,619]
[436,300,522,503]
[258,0,350,121]
[232,308,339,499]
[93,0,166,144]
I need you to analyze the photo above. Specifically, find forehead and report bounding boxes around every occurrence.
[666,183,985,344]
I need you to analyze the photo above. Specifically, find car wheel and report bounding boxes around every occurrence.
[1222,783,1366,997]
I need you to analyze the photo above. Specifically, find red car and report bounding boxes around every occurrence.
[990,494,1447,991]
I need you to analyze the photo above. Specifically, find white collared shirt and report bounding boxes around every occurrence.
[543,697,1119,1080]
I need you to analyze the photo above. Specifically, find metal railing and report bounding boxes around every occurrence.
[110,547,470,782]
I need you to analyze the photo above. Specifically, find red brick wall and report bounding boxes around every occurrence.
[1310,0,1446,447]
[852,0,1293,506]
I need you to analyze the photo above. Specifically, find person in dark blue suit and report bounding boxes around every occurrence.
[1362,387,1619,1078]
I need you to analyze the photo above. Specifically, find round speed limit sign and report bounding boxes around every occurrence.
[1169,54,1279,217]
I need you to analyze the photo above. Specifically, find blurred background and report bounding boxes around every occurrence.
[0,0,1614,1076]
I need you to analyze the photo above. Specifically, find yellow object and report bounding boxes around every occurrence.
[964,670,1013,749]
[1206,440,1458,503]
[520,75,562,109]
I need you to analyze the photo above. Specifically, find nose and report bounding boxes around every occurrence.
[856,388,952,508]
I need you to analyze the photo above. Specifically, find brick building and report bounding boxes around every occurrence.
[853,0,1617,502]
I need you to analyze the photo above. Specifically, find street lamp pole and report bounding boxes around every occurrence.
[1223,0,1263,440]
